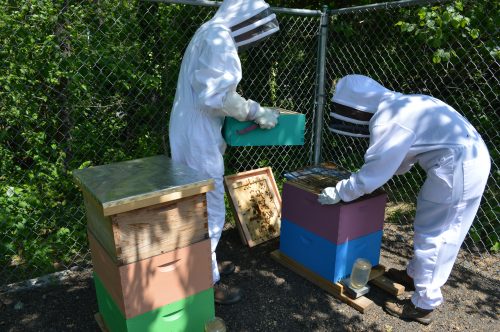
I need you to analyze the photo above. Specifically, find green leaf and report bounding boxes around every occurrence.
[460,17,470,28]
[78,161,92,169]
[418,8,427,20]
[469,28,479,39]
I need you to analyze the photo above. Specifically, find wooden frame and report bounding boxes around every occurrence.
[224,167,282,247]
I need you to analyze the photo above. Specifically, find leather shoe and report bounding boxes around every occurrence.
[217,261,235,276]
[386,268,415,291]
[384,298,434,325]
[213,282,241,305]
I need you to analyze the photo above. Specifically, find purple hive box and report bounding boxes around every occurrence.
[281,182,387,245]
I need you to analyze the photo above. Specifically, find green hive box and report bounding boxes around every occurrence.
[223,108,305,146]
[94,273,215,332]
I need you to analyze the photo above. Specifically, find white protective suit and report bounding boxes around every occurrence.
[326,75,491,309]
[169,0,279,284]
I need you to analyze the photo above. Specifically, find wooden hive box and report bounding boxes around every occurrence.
[73,155,214,265]
[94,273,215,332]
[223,108,305,146]
[280,220,383,283]
[88,230,213,319]
[279,164,387,283]
[282,181,387,244]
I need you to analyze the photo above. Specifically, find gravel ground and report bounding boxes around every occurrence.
[0,223,498,332]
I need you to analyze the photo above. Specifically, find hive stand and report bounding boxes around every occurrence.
[271,250,405,313]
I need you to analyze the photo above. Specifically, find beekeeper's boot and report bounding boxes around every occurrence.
[213,282,241,305]
[217,260,235,276]
[384,299,434,325]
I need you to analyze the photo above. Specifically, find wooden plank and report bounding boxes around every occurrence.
[102,183,214,216]
[270,250,374,313]
[112,194,208,265]
[370,275,406,296]
[224,167,281,247]
[95,313,109,332]
[368,264,386,280]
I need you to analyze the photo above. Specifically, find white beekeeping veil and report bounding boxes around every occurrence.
[213,0,279,50]
[329,74,393,138]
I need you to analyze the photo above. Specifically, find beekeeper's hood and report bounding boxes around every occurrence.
[212,0,279,50]
[329,74,394,138]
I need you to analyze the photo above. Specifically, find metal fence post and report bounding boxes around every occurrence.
[313,5,329,165]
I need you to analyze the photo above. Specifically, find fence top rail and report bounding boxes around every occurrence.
[144,0,323,16]
[329,0,451,15]
[145,0,451,16]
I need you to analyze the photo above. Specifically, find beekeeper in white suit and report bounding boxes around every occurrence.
[318,74,490,325]
[169,0,279,305]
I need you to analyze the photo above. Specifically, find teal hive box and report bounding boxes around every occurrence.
[223,108,305,146]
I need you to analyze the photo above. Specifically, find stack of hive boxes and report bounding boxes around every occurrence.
[73,155,215,332]
[279,169,387,283]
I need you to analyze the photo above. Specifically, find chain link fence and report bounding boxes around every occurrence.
[0,0,498,286]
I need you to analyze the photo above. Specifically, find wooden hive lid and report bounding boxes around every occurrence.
[72,155,214,216]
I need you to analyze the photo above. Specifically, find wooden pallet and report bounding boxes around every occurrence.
[270,250,405,313]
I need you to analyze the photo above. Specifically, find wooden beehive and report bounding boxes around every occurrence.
[73,155,216,331]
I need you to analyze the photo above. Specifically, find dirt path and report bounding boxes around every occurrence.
[0,224,498,332]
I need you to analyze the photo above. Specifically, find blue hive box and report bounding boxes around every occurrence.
[280,219,382,283]
[223,108,305,146]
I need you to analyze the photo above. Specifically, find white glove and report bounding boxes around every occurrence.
[253,107,279,129]
[220,91,260,122]
[318,187,342,205]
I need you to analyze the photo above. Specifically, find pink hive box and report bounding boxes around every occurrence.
[281,174,387,245]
